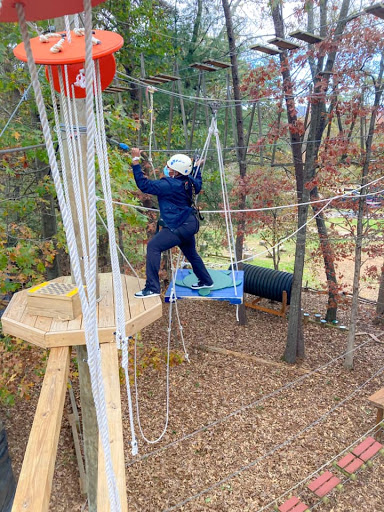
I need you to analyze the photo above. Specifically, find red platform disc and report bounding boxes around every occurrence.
[45,54,116,98]
[13,30,123,65]
[0,0,106,23]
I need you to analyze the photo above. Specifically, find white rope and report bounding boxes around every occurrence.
[74,13,80,30]
[127,336,376,467]
[146,86,157,177]
[134,319,172,444]
[102,177,384,215]
[17,3,121,509]
[94,60,126,344]
[39,33,62,42]
[93,60,138,455]
[57,66,90,282]
[50,37,65,53]
[83,1,120,509]
[169,251,190,362]
[212,115,238,292]
[71,85,89,228]
[64,16,72,43]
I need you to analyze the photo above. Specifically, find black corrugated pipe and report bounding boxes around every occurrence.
[240,264,293,304]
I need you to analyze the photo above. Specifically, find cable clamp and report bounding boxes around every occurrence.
[131,439,138,456]
[209,101,221,114]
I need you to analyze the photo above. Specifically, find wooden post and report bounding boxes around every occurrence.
[175,61,189,148]
[140,53,157,150]
[245,101,256,151]
[138,53,144,146]
[270,108,282,166]
[54,16,99,511]
[223,72,230,162]
[189,71,202,149]
[11,347,70,512]
[257,101,263,165]
[201,72,209,130]
[167,74,175,151]
[97,343,128,512]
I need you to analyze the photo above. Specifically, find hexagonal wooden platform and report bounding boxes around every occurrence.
[1,273,162,348]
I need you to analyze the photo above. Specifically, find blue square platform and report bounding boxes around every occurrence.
[165,269,243,305]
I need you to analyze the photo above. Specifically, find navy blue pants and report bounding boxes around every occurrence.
[145,214,213,293]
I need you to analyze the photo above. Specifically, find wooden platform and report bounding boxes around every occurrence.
[164,269,243,305]
[1,273,162,348]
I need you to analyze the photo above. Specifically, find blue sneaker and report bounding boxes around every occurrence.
[191,280,214,290]
[134,287,160,298]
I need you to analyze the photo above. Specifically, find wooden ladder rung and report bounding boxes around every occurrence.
[307,470,340,497]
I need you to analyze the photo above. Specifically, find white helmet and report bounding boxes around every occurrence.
[167,154,192,176]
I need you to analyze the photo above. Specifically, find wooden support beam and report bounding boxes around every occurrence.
[141,78,162,85]
[289,30,324,44]
[190,62,217,72]
[68,413,87,495]
[12,347,70,512]
[203,59,231,68]
[245,291,288,318]
[195,344,310,374]
[365,3,384,19]
[250,44,282,55]
[175,62,189,148]
[156,73,180,81]
[147,76,169,83]
[267,37,301,50]
[97,343,128,512]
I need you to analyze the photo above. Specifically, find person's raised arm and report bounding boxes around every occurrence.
[130,148,170,196]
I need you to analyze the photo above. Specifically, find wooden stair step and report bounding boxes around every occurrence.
[278,496,309,512]
[312,476,340,497]
[337,452,364,474]
[352,436,376,457]
[357,441,383,462]
[307,470,334,492]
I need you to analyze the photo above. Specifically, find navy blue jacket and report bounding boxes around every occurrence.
[132,164,202,230]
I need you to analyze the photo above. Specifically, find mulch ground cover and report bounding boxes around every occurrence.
[1,290,384,511]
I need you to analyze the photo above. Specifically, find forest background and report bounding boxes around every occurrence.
[1,0,384,402]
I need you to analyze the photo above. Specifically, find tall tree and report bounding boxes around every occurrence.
[270,0,351,362]
[221,0,247,324]
[344,50,384,369]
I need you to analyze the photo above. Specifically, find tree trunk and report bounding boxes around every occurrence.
[271,2,306,362]
[311,188,337,322]
[222,0,247,325]
[344,52,384,369]
[0,419,16,512]
[375,264,384,323]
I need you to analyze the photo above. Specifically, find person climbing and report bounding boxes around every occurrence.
[131,148,214,298]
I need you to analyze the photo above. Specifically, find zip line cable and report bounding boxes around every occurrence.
[99,174,384,216]
[162,362,384,511]
[126,335,377,468]
[0,69,43,139]
[2,130,379,155]
[117,70,379,108]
